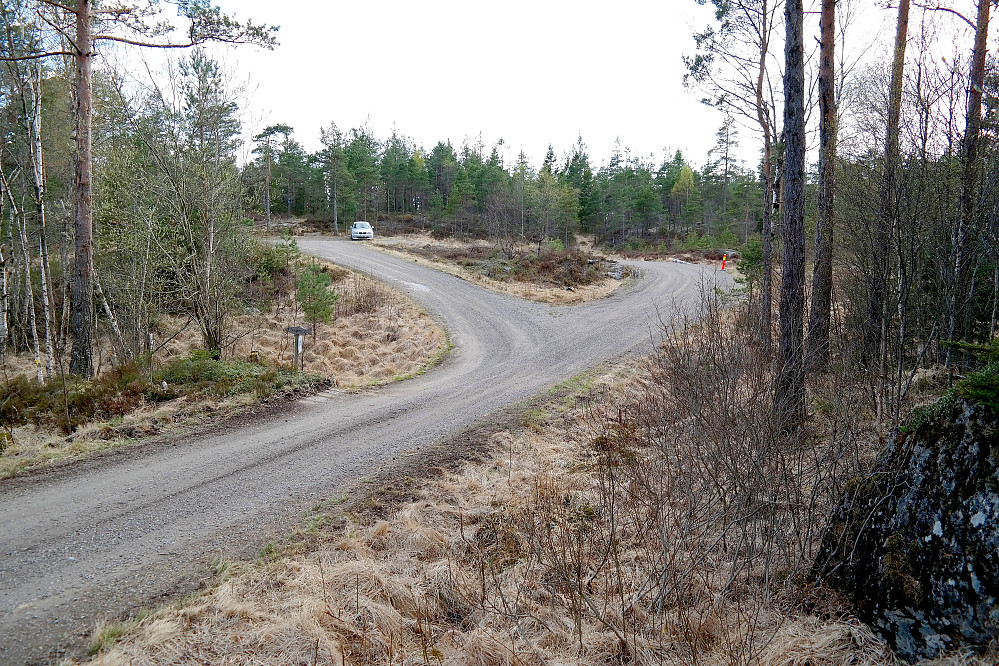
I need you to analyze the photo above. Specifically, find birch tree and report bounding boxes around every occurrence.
[0,0,276,377]
[685,0,783,348]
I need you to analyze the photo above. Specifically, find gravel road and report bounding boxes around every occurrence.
[0,239,730,664]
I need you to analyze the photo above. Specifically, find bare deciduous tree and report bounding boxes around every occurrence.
[684,0,784,349]
[0,0,276,377]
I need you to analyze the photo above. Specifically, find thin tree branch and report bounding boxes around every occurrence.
[92,34,215,48]
[908,2,976,29]
[36,0,75,12]
[0,51,76,61]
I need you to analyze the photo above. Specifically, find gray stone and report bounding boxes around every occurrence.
[815,396,999,662]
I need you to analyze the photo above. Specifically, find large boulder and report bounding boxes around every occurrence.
[815,394,999,662]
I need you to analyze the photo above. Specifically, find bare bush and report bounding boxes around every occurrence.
[336,273,390,318]
[564,290,874,663]
[447,289,879,664]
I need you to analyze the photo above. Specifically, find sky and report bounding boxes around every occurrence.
[112,0,988,173]
[201,0,729,170]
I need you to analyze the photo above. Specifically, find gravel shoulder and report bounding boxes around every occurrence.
[0,238,729,664]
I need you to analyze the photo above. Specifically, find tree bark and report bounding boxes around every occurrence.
[947,0,991,358]
[14,199,43,382]
[70,0,94,377]
[27,64,55,379]
[755,0,775,351]
[0,242,7,364]
[335,140,342,233]
[872,0,908,381]
[806,0,837,373]
[775,0,806,429]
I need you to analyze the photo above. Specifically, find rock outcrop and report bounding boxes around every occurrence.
[815,394,999,662]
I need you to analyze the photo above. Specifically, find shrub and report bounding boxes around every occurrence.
[337,274,388,316]
[297,263,339,329]
[738,235,764,286]
[0,363,155,434]
[515,249,602,287]
[254,231,299,280]
[157,350,269,397]
[623,237,647,252]
[575,291,870,661]
[718,228,740,248]
[682,230,701,250]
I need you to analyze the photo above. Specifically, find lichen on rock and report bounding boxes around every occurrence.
[814,394,999,662]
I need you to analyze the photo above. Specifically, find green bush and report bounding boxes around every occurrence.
[682,230,701,251]
[157,351,269,396]
[624,238,647,252]
[718,229,740,248]
[297,263,338,328]
[0,351,324,436]
[737,235,764,286]
[0,363,154,434]
[254,231,299,280]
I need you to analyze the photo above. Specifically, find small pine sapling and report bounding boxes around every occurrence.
[297,263,338,338]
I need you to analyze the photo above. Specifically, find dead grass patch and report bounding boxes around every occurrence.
[0,266,447,479]
[372,234,626,305]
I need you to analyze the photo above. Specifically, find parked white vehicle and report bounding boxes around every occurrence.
[350,221,374,240]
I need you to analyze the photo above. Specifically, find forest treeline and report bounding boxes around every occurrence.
[0,0,997,436]
[248,116,755,253]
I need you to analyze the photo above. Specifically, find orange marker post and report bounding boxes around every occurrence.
[722,253,727,271]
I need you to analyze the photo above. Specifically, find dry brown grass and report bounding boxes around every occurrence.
[73,355,955,666]
[371,234,623,306]
[0,267,447,479]
[157,270,446,388]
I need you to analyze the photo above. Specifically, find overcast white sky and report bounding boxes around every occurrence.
[202,0,739,170]
[129,0,982,172]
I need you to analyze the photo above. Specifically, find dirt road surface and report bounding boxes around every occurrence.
[0,239,730,664]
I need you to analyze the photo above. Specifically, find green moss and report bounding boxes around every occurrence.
[883,533,922,604]
[955,362,999,412]
[901,392,958,436]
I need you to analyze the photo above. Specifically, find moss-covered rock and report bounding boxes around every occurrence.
[815,397,999,662]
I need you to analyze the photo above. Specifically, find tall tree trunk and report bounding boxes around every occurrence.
[264,151,272,233]
[60,198,71,356]
[38,235,54,377]
[0,179,10,363]
[871,0,908,412]
[761,139,774,350]
[806,0,837,373]
[27,63,55,379]
[70,0,94,377]
[332,169,339,234]
[947,0,991,359]
[756,0,775,351]
[4,202,16,357]
[775,0,806,430]
[0,243,7,363]
[14,203,43,382]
